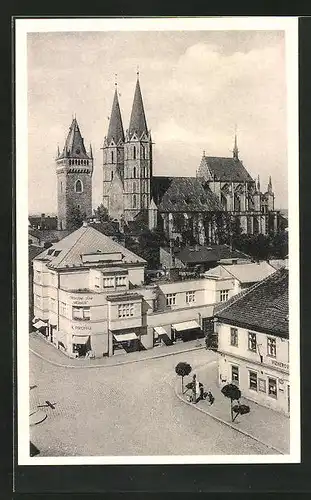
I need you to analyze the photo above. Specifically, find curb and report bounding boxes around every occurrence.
[29,344,205,369]
[174,383,285,455]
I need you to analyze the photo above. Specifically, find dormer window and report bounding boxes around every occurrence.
[75,179,83,193]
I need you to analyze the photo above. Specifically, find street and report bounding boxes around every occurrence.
[29,349,273,456]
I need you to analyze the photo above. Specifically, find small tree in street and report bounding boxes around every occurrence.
[175,362,192,394]
[221,383,242,422]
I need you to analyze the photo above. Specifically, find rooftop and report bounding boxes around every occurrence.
[33,225,146,270]
[215,267,289,337]
[205,261,276,283]
[163,244,250,265]
[198,155,254,183]
[152,176,222,212]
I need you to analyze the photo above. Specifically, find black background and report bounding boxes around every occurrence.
[3,7,311,497]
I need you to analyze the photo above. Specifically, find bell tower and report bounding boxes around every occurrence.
[56,117,93,230]
[123,73,152,222]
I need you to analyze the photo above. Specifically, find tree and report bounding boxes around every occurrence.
[93,203,110,223]
[67,205,84,230]
[175,362,192,393]
[221,383,242,422]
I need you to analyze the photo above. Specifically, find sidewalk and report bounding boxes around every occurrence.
[29,331,205,369]
[175,361,290,455]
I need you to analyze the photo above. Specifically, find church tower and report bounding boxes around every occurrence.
[123,73,153,222]
[56,117,93,230]
[102,84,125,219]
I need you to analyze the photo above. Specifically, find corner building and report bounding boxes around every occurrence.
[214,268,289,416]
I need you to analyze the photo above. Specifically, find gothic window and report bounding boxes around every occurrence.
[133,146,136,160]
[69,160,71,166]
[60,181,63,193]
[87,160,89,165]
[111,171,114,181]
[75,179,83,193]
[234,194,241,212]
[133,194,137,208]
[133,181,137,192]
[141,145,145,159]
[111,151,114,163]
[221,193,227,211]
[133,166,137,178]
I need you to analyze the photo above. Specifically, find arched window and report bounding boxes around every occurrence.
[133,181,137,192]
[133,166,137,178]
[133,194,137,208]
[111,171,114,181]
[69,160,71,166]
[87,160,89,165]
[133,146,136,160]
[75,179,83,193]
[111,151,114,163]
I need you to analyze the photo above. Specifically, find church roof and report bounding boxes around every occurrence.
[34,225,146,270]
[152,177,222,213]
[128,77,148,137]
[58,118,91,160]
[199,155,253,182]
[214,267,288,337]
[107,88,125,144]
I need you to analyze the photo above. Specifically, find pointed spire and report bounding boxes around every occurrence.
[61,117,90,159]
[268,175,273,194]
[107,86,124,144]
[233,126,239,160]
[257,174,261,192]
[128,74,148,137]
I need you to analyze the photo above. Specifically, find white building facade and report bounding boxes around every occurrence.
[215,268,289,416]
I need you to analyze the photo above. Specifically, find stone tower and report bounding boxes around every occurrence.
[123,74,153,222]
[56,117,93,230]
[102,84,125,220]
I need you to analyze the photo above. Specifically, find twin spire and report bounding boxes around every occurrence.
[106,73,148,144]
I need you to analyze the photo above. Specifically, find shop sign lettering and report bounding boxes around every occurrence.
[271,359,289,370]
[71,324,92,331]
[70,295,93,305]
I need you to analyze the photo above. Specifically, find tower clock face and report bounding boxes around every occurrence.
[76,148,80,154]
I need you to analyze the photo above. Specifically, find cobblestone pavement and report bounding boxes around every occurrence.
[177,362,290,455]
[29,348,276,457]
[29,331,205,367]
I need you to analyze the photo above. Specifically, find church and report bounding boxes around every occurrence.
[56,74,281,244]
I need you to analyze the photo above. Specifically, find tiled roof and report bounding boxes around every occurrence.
[200,156,254,182]
[215,268,288,337]
[128,78,148,137]
[165,244,250,265]
[33,225,146,270]
[205,261,276,283]
[107,88,124,144]
[152,177,222,212]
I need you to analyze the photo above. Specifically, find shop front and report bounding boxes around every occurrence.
[171,320,203,342]
[112,332,140,354]
[72,334,91,358]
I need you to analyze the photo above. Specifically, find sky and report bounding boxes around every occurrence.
[27,29,288,214]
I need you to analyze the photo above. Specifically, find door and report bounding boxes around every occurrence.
[287,385,290,414]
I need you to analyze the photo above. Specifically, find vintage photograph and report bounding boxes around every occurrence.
[16,17,299,464]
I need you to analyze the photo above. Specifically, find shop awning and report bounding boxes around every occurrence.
[113,332,138,342]
[172,320,200,332]
[33,320,47,329]
[72,335,89,344]
[154,327,167,337]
